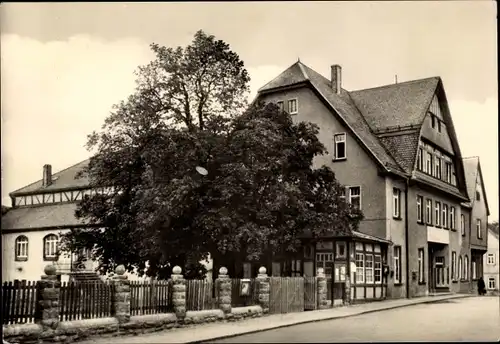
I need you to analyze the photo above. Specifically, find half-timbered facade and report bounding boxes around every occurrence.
[1,161,213,283]
[254,60,482,301]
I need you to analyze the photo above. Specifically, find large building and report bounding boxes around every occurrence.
[1,161,213,283]
[460,156,490,293]
[255,61,489,299]
[484,225,499,294]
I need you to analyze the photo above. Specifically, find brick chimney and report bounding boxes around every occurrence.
[42,164,52,187]
[331,65,342,95]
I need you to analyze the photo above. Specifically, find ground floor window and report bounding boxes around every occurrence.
[355,243,383,285]
[488,277,496,290]
[393,246,401,284]
[471,261,477,280]
[418,248,424,283]
[316,253,333,278]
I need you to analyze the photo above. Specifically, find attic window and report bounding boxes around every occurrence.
[437,120,442,133]
[476,191,481,201]
[431,114,436,128]
[333,133,346,160]
[277,101,284,112]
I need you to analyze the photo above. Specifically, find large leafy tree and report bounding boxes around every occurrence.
[62,30,362,280]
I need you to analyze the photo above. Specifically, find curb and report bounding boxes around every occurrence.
[190,294,473,343]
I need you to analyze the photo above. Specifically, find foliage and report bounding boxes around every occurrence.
[61,30,362,280]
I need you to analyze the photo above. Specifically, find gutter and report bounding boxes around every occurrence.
[405,178,410,299]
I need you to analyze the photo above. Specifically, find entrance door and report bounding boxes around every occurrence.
[433,256,449,289]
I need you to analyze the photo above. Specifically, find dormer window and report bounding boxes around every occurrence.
[431,114,436,128]
[476,191,481,201]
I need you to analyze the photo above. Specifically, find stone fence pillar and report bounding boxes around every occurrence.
[216,267,231,314]
[38,265,61,331]
[256,267,270,314]
[112,265,130,324]
[171,266,186,320]
[316,268,328,309]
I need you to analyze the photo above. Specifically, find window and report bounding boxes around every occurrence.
[417,196,423,223]
[290,259,302,277]
[334,133,346,160]
[15,236,29,261]
[437,120,442,133]
[394,246,401,284]
[458,257,463,279]
[374,255,382,284]
[349,186,361,210]
[418,248,425,283]
[464,255,469,280]
[417,148,423,171]
[477,219,482,239]
[451,166,456,186]
[445,163,452,183]
[472,261,477,280]
[476,191,481,201]
[488,278,496,290]
[335,241,346,259]
[316,253,334,277]
[277,101,284,112]
[426,199,432,225]
[435,201,441,227]
[434,155,442,179]
[487,253,496,265]
[449,207,455,230]
[442,204,448,229]
[431,114,436,128]
[43,234,59,261]
[425,152,433,174]
[355,253,364,283]
[365,254,374,283]
[288,99,298,114]
[340,187,346,202]
[393,188,401,218]
[451,251,456,280]
[461,214,465,236]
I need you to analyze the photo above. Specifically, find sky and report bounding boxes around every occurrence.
[1,2,498,220]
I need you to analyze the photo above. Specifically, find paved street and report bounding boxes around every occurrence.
[208,296,500,343]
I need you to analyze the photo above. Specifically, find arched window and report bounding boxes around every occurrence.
[458,256,463,280]
[43,234,59,261]
[464,255,469,280]
[15,236,29,261]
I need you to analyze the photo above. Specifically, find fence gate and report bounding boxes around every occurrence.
[304,277,317,311]
[269,277,305,314]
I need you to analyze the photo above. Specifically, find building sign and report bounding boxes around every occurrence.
[240,279,251,296]
[316,242,333,251]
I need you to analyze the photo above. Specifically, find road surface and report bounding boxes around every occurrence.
[207,296,500,343]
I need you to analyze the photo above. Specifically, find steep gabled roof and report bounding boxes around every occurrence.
[462,156,490,215]
[258,61,406,176]
[11,159,90,196]
[349,77,440,131]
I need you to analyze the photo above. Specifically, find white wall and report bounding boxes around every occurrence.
[2,229,213,282]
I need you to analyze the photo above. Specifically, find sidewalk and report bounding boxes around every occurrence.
[78,294,472,344]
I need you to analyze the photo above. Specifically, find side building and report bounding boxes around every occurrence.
[255,60,480,300]
[1,161,213,283]
[484,225,499,294]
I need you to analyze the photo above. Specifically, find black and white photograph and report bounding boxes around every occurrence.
[1,2,498,343]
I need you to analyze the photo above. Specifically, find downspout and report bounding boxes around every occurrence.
[405,178,410,299]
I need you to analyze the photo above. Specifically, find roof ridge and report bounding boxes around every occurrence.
[10,158,90,195]
[350,76,440,93]
[258,61,304,92]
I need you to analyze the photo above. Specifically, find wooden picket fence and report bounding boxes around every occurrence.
[59,281,112,321]
[231,278,259,307]
[185,279,218,311]
[130,280,173,315]
[304,277,317,310]
[2,281,39,325]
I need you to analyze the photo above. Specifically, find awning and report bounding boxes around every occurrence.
[351,230,393,245]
